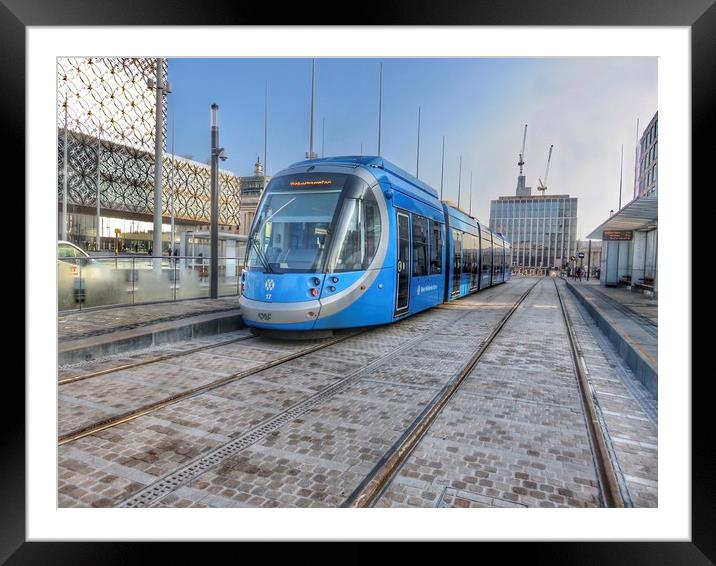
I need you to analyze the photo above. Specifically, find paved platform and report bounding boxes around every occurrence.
[564,279,657,398]
[58,298,242,364]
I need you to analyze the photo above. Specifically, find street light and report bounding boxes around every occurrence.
[210,103,228,299]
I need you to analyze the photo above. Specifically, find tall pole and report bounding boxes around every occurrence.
[469,170,473,216]
[360,142,363,156]
[308,59,316,159]
[152,58,164,266]
[633,117,640,199]
[210,103,220,299]
[416,106,421,178]
[263,80,268,191]
[457,155,462,209]
[61,89,69,241]
[95,124,102,251]
[440,136,445,200]
[170,108,175,253]
[377,62,383,155]
[587,239,592,280]
[619,144,624,209]
[322,118,325,158]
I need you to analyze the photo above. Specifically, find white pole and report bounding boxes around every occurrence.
[171,108,175,254]
[152,58,164,268]
[263,80,268,192]
[377,62,383,155]
[61,88,69,241]
[469,170,473,216]
[96,124,102,251]
[309,59,315,159]
[416,106,421,178]
[440,136,445,200]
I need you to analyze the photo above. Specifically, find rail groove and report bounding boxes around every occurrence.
[58,332,358,446]
[553,278,629,508]
[117,308,478,507]
[342,278,541,508]
[59,334,256,385]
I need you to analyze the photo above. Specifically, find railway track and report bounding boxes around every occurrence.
[58,331,360,445]
[59,333,256,385]
[343,277,627,508]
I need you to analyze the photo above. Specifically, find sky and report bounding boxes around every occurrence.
[167,57,657,238]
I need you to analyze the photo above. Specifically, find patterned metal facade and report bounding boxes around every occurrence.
[57,57,243,228]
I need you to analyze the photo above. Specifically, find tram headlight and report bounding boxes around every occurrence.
[311,277,321,286]
[310,288,319,297]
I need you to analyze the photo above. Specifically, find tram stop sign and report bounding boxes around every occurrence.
[578,252,585,259]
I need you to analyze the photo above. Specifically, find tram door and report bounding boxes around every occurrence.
[394,211,411,316]
[452,229,462,296]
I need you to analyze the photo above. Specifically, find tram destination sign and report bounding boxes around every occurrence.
[603,230,633,241]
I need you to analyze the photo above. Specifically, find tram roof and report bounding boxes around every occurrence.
[287,155,439,200]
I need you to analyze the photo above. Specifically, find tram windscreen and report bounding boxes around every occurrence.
[246,173,350,273]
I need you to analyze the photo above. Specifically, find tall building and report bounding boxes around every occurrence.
[634,111,658,199]
[490,194,578,273]
[236,156,271,235]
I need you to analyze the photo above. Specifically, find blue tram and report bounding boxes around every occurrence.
[239,156,510,331]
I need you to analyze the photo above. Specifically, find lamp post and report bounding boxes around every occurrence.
[210,103,227,299]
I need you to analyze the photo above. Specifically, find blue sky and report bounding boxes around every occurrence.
[167,57,656,236]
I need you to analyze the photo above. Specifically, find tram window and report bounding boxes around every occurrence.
[331,189,382,272]
[481,238,492,274]
[412,215,429,276]
[462,233,472,274]
[429,220,442,274]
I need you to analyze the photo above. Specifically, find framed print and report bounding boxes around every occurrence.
[7,0,708,561]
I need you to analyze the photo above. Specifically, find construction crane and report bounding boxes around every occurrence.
[517,124,527,174]
[537,144,554,194]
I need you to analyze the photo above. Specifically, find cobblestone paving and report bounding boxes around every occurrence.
[58,297,240,341]
[559,279,658,507]
[58,279,532,507]
[375,278,602,508]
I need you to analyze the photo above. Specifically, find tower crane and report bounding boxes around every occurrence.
[537,144,554,194]
[517,124,527,174]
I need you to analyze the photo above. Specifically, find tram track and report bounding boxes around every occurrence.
[58,334,257,386]
[341,278,541,508]
[345,277,628,508]
[553,278,629,508]
[58,331,361,446]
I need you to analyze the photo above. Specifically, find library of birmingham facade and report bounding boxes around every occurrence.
[57,58,264,252]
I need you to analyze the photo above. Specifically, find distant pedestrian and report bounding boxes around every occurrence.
[134,243,139,253]
[577,267,583,281]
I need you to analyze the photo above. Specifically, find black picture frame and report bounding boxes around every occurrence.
[7,0,706,561]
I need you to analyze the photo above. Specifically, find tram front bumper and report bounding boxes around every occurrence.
[239,295,323,328]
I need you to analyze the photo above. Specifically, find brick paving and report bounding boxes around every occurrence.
[58,297,239,342]
[375,279,601,508]
[57,277,657,508]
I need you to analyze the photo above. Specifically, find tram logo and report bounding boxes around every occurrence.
[265,279,275,291]
[416,284,438,296]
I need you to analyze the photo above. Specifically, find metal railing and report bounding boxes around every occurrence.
[58,255,243,312]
